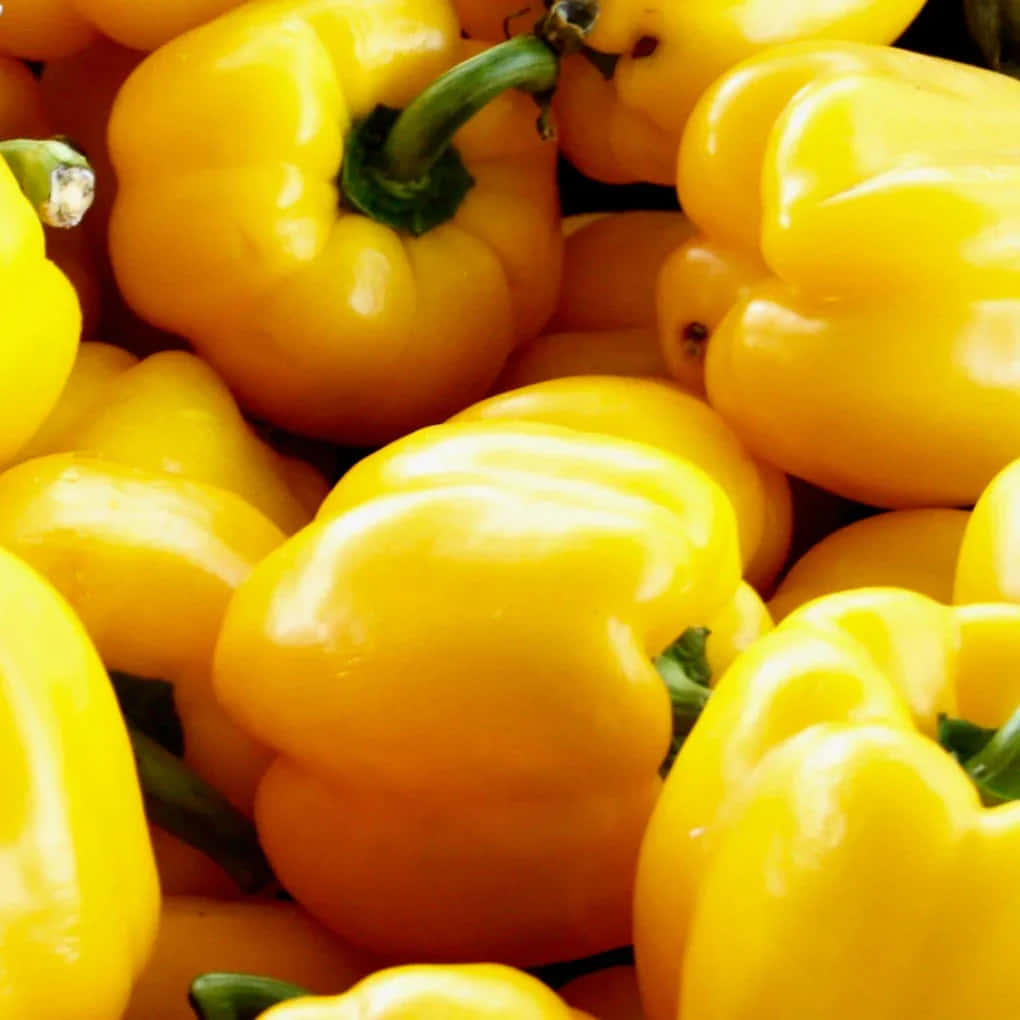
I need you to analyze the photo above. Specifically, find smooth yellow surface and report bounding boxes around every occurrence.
[550,212,699,334]
[123,897,374,1020]
[452,377,792,590]
[497,212,696,390]
[0,546,159,1018]
[635,589,1020,1020]
[215,422,741,964]
[771,509,971,620]
[18,342,327,531]
[109,3,562,444]
[549,0,925,185]
[705,581,773,680]
[265,965,576,1020]
[0,144,80,466]
[669,42,1020,506]
[956,459,1020,604]
[0,454,285,818]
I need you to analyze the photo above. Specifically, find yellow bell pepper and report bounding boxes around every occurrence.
[560,967,645,1020]
[550,0,926,185]
[316,419,772,676]
[452,377,792,593]
[124,897,375,1020]
[635,588,1020,1020]
[0,124,93,466]
[955,458,1020,604]
[214,420,742,964]
[0,0,253,58]
[108,0,585,445]
[496,211,694,391]
[0,544,159,1018]
[18,342,328,531]
[661,41,1020,507]
[0,454,285,814]
[770,509,971,621]
[190,964,585,1020]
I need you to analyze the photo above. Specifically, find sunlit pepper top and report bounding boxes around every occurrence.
[192,964,584,1020]
[659,42,1020,507]
[109,0,566,445]
[635,588,1020,1020]
[0,546,159,1019]
[452,376,792,593]
[17,342,328,531]
[214,420,742,964]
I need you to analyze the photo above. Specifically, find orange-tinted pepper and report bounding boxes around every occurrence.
[497,212,694,391]
[124,897,375,1020]
[770,509,970,621]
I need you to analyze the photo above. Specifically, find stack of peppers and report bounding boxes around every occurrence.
[2,0,1020,1017]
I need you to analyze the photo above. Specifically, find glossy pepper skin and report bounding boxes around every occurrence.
[18,342,328,531]
[635,588,1020,1020]
[0,545,159,1018]
[0,89,82,466]
[0,454,285,817]
[496,211,694,391]
[769,509,970,621]
[258,964,583,1020]
[550,0,925,185]
[109,0,562,446]
[0,0,248,58]
[124,897,374,1020]
[315,420,772,676]
[214,421,742,964]
[955,458,1020,604]
[666,42,1020,507]
[452,377,792,594]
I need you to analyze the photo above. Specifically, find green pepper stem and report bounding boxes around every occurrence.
[189,974,309,1020]
[0,138,95,227]
[129,728,275,893]
[654,627,712,774]
[954,705,1020,805]
[111,671,184,756]
[339,1,597,235]
[380,36,559,181]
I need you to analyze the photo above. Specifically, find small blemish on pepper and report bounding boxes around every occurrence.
[680,321,709,357]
